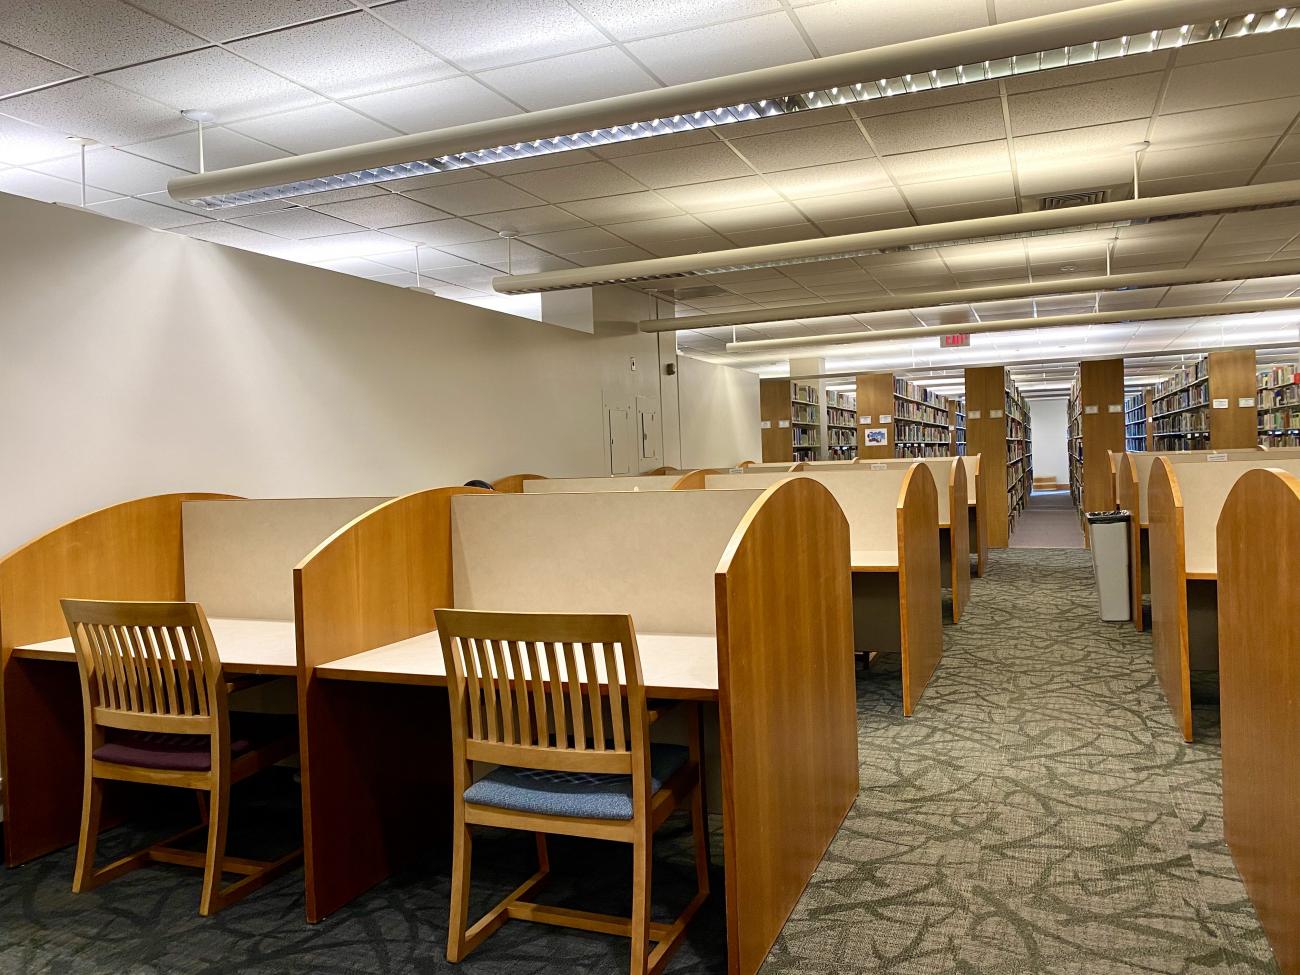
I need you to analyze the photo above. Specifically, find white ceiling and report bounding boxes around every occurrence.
[2,0,1299,375]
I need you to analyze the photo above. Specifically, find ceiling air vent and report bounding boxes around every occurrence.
[1040,189,1109,210]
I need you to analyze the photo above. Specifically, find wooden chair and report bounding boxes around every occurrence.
[435,608,709,975]
[61,599,301,916]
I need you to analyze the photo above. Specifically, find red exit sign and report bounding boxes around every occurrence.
[940,333,970,348]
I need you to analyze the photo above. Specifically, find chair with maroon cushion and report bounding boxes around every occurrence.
[61,599,301,916]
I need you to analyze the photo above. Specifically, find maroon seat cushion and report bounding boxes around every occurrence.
[92,713,295,772]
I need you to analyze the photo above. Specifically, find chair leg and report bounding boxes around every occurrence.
[72,774,104,893]
[630,832,653,975]
[446,817,473,963]
[535,832,550,873]
[689,783,710,900]
[198,777,229,918]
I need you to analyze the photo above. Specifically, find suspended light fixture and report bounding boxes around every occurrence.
[168,0,1293,209]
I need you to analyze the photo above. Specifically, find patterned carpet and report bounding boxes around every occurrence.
[0,549,1277,974]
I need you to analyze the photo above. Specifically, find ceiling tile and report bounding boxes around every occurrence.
[83,194,208,229]
[314,256,407,278]
[865,99,1006,155]
[100,47,320,121]
[1142,138,1275,180]
[504,160,647,202]
[0,42,78,97]
[884,139,1011,182]
[1008,73,1164,136]
[1151,98,1300,151]
[374,0,609,72]
[626,12,811,85]
[643,232,734,256]
[1139,169,1258,197]
[31,146,188,195]
[818,212,914,235]
[0,113,80,165]
[129,0,353,42]
[728,121,872,172]
[479,47,656,110]
[230,103,397,154]
[404,179,544,216]
[900,172,1014,209]
[607,213,720,245]
[764,157,892,198]
[695,201,808,234]
[120,125,289,171]
[233,206,368,238]
[0,0,201,74]
[313,192,445,228]
[569,244,657,265]
[1162,50,1300,114]
[725,225,817,247]
[560,190,683,222]
[0,168,118,205]
[0,78,190,146]
[228,11,455,99]
[174,220,292,252]
[344,75,518,133]
[385,217,499,247]
[286,184,387,206]
[574,0,781,41]
[796,187,908,221]
[657,176,782,211]
[611,141,753,187]
[267,229,415,260]
[520,226,627,253]
[436,237,568,273]
[471,204,591,234]
[798,0,986,53]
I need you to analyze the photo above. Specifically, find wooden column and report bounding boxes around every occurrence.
[855,372,895,459]
[1079,359,1126,514]
[964,366,1010,547]
[1208,349,1257,449]
[759,378,792,462]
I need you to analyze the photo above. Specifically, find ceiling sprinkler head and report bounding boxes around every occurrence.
[181,109,216,124]
[66,136,96,146]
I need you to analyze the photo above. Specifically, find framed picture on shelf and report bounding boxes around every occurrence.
[864,428,888,446]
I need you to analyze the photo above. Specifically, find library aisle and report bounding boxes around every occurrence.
[766,549,1270,975]
[1009,489,1086,549]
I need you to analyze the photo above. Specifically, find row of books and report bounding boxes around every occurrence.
[826,406,856,428]
[1151,385,1208,417]
[1257,365,1298,391]
[792,429,819,447]
[894,421,950,444]
[894,401,949,426]
[898,443,953,458]
[1152,359,1208,411]
[828,444,857,459]
[1259,433,1300,446]
[1259,409,1300,432]
[828,428,857,447]
[790,381,819,405]
[894,378,947,407]
[792,402,819,425]
[826,389,855,410]
[1153,413,1209,435]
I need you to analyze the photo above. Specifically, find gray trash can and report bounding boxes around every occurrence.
[1086,510,1131,622]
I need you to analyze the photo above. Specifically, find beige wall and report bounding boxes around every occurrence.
[0,193,755,552]
[677,353,761,469]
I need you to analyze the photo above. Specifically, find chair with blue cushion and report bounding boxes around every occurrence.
[435,608,709,975]
[61,599,300,916]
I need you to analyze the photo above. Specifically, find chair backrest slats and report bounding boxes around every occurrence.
[61,600,225,735]
[436,610,647,777]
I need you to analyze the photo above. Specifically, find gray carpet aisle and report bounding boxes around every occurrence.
[0,549,1277,974]
[764,549,1276,975]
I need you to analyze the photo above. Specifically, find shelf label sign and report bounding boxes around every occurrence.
[879,414,892,423]
[1238,397,1256,408]
[778,420,790,428]
[760,420,771,429]
[1212,398,1229,409]
[871,463,888,470]
[1107,404,1123,413]
[1084,405,1099,414]
[940,333,970,348]
[969,410,981,419]
[860,415,872,424]
[990,409,1004,419]
[1208,453,1228,462]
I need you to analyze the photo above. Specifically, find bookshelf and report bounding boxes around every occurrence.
[1149,350,1257,451]
[1068,377,1083,509]
[1124,390,1151,452]
[1073,358,1125,516]
[952,399,966,455]
[854,372,958,459]
[759,378,822,462]
[826,388,858,460]
[1257,364,1299,446]
[965,365,1033,547]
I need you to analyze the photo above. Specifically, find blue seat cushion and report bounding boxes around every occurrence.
[464,744,690,820]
